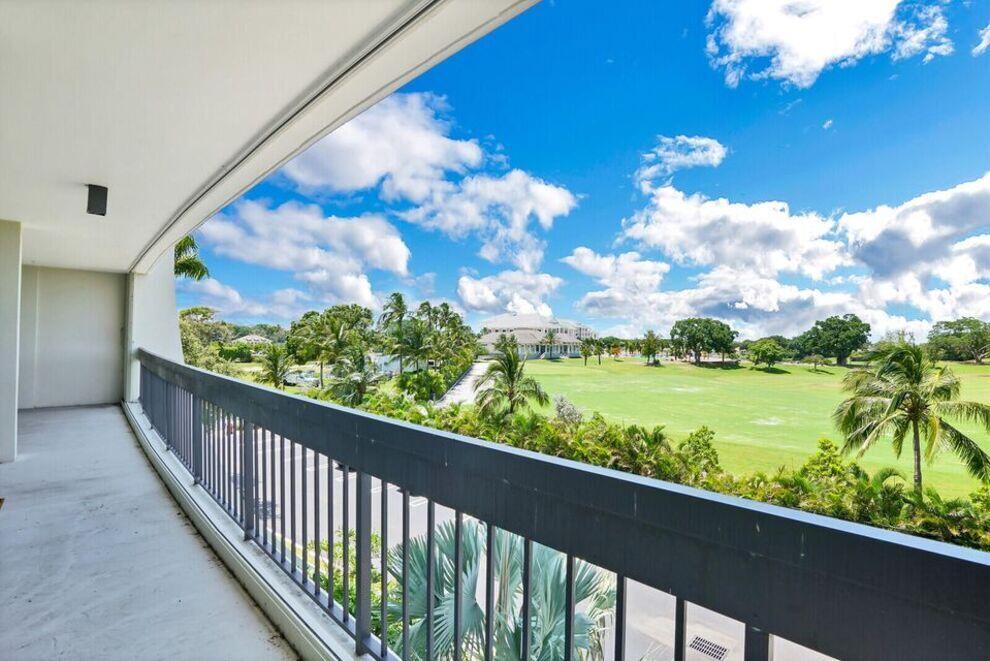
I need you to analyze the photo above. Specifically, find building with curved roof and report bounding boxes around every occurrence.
[478,313,595,358]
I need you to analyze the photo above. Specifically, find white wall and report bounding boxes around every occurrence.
[0,220,22,462]
[18,266,125,409]
[123,253,182,402]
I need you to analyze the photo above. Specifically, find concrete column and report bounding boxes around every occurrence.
[0,220,22,463]
[123,251,183,402]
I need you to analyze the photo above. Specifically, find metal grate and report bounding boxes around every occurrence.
[689,636,729,660]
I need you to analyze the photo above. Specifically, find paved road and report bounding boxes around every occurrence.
[437,360,491,407]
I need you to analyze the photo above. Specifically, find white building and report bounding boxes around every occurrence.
[478,313,596,358]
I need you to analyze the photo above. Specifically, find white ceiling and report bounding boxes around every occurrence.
[0,0,535,273]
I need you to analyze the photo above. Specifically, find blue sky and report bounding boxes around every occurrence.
[181,0,990,339]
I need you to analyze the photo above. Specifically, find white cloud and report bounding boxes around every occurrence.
[635,135,727,191]
[706,0,954,88]
[181,278,312,321]
[973,22,990,56]
[822,118,834,130]
[198,199,410,308]
[281,93,482,202]
[562,247,670,294]
[403,169,577,272]
[620,184,848,279]
[457,270,564,316]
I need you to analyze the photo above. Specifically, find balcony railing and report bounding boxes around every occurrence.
[137,349,990,660]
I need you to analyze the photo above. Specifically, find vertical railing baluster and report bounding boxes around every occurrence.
[291,441,297,574]
[280,435,286,563]
[380,482,389,659]
[485,523,494,661]
[402,490,410,660]
[454,511,463,661]
[745,625,770,661]
[268,430,274,554]
[564,555,574,661]
[328,457,334,603]
[242,421,255,540]
[302,448,308,583]
[522,539,532,661]
[426,501,435,661]
[314,451,321,596]
[615,575,626,661]
[355,470,372,656]
[674,597,686,661]
[343,464,350,622]
[192,395,202,484]
[262,429,269,549]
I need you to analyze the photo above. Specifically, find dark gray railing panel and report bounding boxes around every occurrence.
[138,349,990,660]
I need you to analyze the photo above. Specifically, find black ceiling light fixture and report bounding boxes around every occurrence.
[86,184,108,216]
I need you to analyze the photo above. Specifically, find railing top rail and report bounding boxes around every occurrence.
[138,348,990,660]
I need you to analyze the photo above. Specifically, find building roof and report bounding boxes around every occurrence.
[479,312,591,332]
[236,334,272,345]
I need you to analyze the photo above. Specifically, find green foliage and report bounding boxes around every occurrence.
[640,330,662,365]
[834,341,990,490]
[258,343,292,389]
[928,317,990,364]
[670,318,738,363]
[217,341,253,362]
[398,369,447,402]
[474,348,550,417]
[797,314,871,366]
[174,235,209,281]
[748,338,789,369]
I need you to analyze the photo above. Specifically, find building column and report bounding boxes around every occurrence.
[0,220,22,463]
[123,251,183,402]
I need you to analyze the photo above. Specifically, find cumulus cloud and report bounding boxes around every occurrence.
[181,278,312,321]
[281,93,482,202]
[706,0,954,88]
[973,22,990,56]
[403,169,577,272]
[620,184,848,279]
[457,270,564,316]
[562,247,670,294]
[634,135,727,190]
[198,199,410,308]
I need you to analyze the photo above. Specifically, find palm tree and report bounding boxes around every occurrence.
[386,519,613,660]
[594,339,605,365]
[580,338,595,366]
[380,292,409,374]
[174,235,209,280]
[833,342,990,491]
[542,329,557,359]
[474,348,549,417]
[325,351,385,406]
[399,318,433,371]
[258,344,292,389]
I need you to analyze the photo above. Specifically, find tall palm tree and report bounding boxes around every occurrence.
[387,519,613,660]
[474,348,549,417]
[174,235,209,280]
[258,344,292,389]
[325,351,385,406]
[399,318,433,371]
[833,342,990,491]
[542,330,557,359]
[379,292,409,374]
[580,338,595,366]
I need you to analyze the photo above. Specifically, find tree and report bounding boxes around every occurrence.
[928,318,990,364]
[474,348,549,417]
[833,342,990,491]
[325,350,385,406]
[379,292,409,373]
[580,338,595,366]
[174,235,209,280]
[800,314,871,366]
[387,519,613,660]
[802,354,828,371]
[640,330,662,365]
[542,329,557,358]
[594,338,605,365]
[670,318,737,364]
[748,338,788,369]
[258,344,292,389]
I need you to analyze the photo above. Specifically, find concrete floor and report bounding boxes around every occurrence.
[0,405,296,661]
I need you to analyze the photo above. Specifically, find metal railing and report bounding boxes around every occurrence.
[137,349,990,660]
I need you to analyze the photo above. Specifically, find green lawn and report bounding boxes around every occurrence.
[526,357,990,498]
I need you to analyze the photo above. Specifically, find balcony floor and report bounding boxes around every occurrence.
[0,405,295,661]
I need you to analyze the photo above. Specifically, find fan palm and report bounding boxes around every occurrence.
[258,344,292,389]
[386,519,613,660]
[833,342,990,491]
[174,235,209,280]
[474,349,549,417]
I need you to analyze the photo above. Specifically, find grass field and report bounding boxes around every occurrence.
[526,357,990,498]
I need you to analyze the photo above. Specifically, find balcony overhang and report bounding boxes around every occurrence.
[0,0,536,274]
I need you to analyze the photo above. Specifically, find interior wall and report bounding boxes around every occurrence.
[123,252,182,402]
[18,266,125,409]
